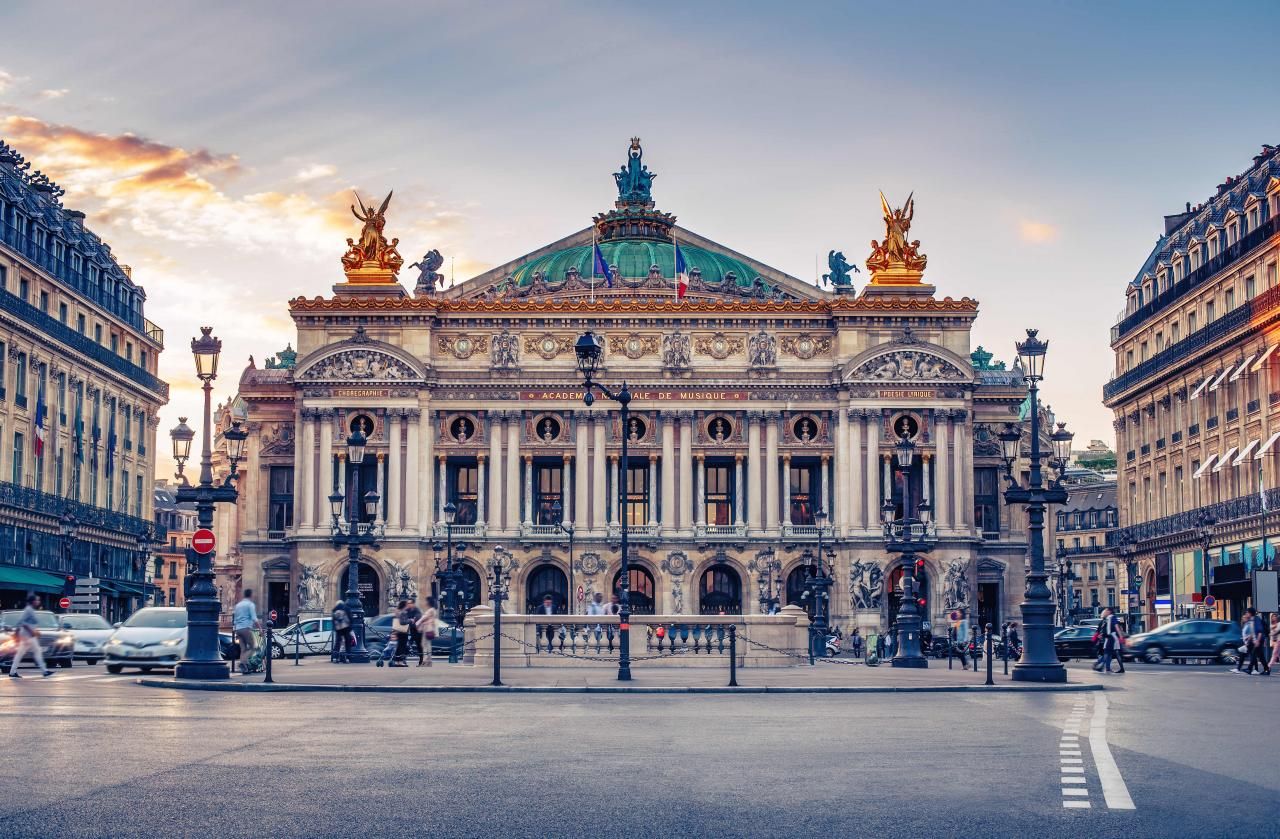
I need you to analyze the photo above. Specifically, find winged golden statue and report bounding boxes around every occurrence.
[342,190,403,274]
[866,191,928,281]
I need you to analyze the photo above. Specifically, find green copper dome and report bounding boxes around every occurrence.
[509,239,760,288]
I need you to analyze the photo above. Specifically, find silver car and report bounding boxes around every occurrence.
[60,613,116,664]
[102,607,188,673]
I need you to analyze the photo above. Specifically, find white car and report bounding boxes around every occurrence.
[60,613,117,664]
[271,618,335,658]
[102,607,188,673]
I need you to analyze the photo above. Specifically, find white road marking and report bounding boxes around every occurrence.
[1062,777,1087,785]
[1060,750,1082,756]
[1061,767,1085,774]
[1060,758,1083,765]
[1089,694,1135,810]
[1062,788,1089,797]
[1063,800,1092,809]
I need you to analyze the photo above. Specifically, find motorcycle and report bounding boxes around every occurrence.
[824,633,842,658]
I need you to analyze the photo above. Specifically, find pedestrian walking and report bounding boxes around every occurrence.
[1267,613,1280,673]
[1095,607,1125,673]
[850,627,864,659]
[1006,622,1021,658]
[232,589,261,675]
[404,597,424,665]
[331,602,351,663]
[874,631,885,660]
[392,599,411,666]
[1235,613,1254,673]
[7,594,52,678]
[1240,608,1270,675]
[415,597,438,667]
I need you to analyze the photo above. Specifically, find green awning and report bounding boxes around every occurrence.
[0,565,65,594]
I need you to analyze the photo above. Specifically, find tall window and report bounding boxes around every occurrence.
[14,351,26,407]
[121,470,129,514]
[136,475,143,516]
[789,462,817,524]
[268,466,294,531]
[55,449,64,496]
[704,461,733,525]
[534,462,563,525]
[58,302,67,324]
[973,467,1001,535]
[12,431,24,485]
[448,462,478,525]
[626,463,649,525]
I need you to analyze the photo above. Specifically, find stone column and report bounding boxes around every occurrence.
[575,414,589,530]
[437,453,447,527]
[865,411,880,527]
[523,455,533,527]
[318,410,334,503]
[375,453,386,527]
[419,407,433,537]
[835,406,848,529]
[661,416,676,533]
[821,454,830,520]
[387,411,402,531]
[405,409,420,534]
[734,454,744,526]
[765,412,780,531]
[506,415,521,532]
[648,454,658,526]
[933,409,951,531]
[952,409,968,530]
[679,412,693,532]
[782,453,792,526]
[592,416,607,530]
[336,453,347,526]
[922,454,932,506]
[849,409,863,530]
[611,454,622,526]
[747,411,763,530]
[299,409,316,530]
[882,454,892,502]
[695,454,706,527]
[487,412,503,533]
[475,453,487,530]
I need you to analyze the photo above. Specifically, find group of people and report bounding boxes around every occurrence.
[1091,606,1126,674]
[371,596,439,667]
[1234,607,1275,676]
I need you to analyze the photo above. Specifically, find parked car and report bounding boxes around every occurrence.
[60,613,116,664]
[366,613,465,658]
[269,618,334,659]
[1125,619,1242,665]
[1054,625,1101,661]
[0,610,75,669]
[102,607,188,673]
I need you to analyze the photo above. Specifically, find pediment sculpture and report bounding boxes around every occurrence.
[849,350,967,382]
[300,349,419,382]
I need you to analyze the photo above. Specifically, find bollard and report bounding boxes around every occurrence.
[947,627,954,670]
[294,626,301,666]
[985,622,994,686]
[1002,621,1010,676]
[491,595,503,687]
[971,625,979,672]
[728,624,739,687]
[264,619,274,684]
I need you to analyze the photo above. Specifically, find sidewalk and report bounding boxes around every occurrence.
[137,656,1106,694]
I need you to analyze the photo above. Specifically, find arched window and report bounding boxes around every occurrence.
[612,567,656,615]
[785,566,815,617]
[357,562,381,617]
[699,566,742,615]
[887,565,929,627]
[525,564,568,613]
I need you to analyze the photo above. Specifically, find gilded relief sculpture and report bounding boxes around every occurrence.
[866,192,928,285]
[341,190,404,283]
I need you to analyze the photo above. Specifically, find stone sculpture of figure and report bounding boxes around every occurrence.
[711,418,727,443]
[662,331,692,369]
[944,559,970,612]
[385,560,417,605]
[823,250,858,287]
[797,419,813,443]
[541,418,557,442]
[491,330,519,369]
[849,561,883,611]
[410,248,445,293]
[613,137,656,205]
[298,564,328,611]
[748,329,777,367]
[351,191,392,258]
[867,192,928,274]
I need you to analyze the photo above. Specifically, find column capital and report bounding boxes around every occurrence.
[781,452,791,462]
[649,453,659,462]
[820,453,830,463]
[923,452,932,462]
[337,453,346,463]
[747,410,765,422]
[376,452,386,463]
[405,408,421,421]
[764,409,783,420]
[695,452,705,462]
[735,452,744,462]
[610,454,619,462]
[677,410,696,420]
[949,408,969,422]
[932,408,950,422]
[437,453,447,463]
[524,454,533,463]
[562,453,573,463]
[477,453,487,463]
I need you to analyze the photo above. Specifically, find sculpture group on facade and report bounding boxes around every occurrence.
[301,349,414,381]
[866,192,927,275]
[822,250,858,288]
[614,137,656,206]
[410,248,445,293]
[298,563,328,611]
[662,331,692,369]
[852,350,966,382]
[748,329,777,367]
[491,330,520,369]
[342,191,404,274]
[943,558,971,612]
[849,561,884,611]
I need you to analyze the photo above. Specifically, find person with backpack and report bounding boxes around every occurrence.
[331,601,352,663]
[1240,608,1270,675]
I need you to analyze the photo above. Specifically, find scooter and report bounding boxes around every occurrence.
[824,632,843,657]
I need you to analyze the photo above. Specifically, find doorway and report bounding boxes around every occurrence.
[357,563,381,617]
[977,582,1000,630]
[267,581,290,625]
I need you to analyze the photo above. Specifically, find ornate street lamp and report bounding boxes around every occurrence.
[328,422,378,663]
[1195,510,1217,621]
[171,327,240,680]
[489,546,516,686]
[59,512,79,577]
[801,508,835,663]
[432,500,469,663]
[755,548,782,614]
[882,432,933,668]
[551,498,576,614]
[1001,328,1069,683]
[575,329,634,681]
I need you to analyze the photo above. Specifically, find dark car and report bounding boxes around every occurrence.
[0,610,75,669]
[1054,625,1100,661]
[1126,619,1242,665]
[365,614,465,658]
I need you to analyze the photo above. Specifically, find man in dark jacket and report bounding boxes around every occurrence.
[404,598,425,665]
[331,602,351,663]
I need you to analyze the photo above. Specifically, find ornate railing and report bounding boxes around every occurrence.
[1109,487,1280,546]
[0,287,168,397]
[1056,544,1111,557]
[1111,214,1280,342]
[0,479,163,540]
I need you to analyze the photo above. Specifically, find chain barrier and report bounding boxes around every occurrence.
[736,632,869,667]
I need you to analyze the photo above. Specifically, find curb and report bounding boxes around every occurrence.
[136,678,1104,695]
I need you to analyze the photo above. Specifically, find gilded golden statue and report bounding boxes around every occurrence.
[867,191,927,284]
[342,190,403,275]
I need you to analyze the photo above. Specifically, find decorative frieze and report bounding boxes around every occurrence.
[609,333,659,360]
[437,334,489,359]
[524,333,573,360]
[780,333,832,359]
[694,332,743,360]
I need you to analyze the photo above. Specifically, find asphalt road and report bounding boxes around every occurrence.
[0,661,1275,838]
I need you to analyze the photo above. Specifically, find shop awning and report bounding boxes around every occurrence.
[1229,354,1256,381]
[1208,367,1232,391]
[1252,344,1279,372]
[1233,440,1260,464]
[1193,454,1219,478]
[1257,431,1280,457]
[1213,446,1239,471]
[1190,377,1213,400]
[0,565,66,594]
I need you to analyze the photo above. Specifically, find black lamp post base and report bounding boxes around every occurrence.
[890,654,929,668]
[1011,662,1067,683]
[175,659,231,680]
[344,649,371,664]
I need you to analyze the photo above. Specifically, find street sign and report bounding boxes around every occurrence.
[269,609,278,623]
[191,529,216,554]
[58,596,70,609]
[1254,570,1279,613]
[1203,595,1216,608]
[1121,589,1137,595]
[577,585,584,602]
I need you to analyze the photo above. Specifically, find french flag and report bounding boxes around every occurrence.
[675,243,689,300]
[33,393,47,458]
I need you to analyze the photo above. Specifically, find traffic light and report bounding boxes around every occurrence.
[63,574,76,596]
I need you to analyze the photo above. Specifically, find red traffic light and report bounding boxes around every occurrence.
[917,598,927,607]
[915,558,926,569]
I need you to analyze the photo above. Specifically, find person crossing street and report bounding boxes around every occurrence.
[7,594,52,678]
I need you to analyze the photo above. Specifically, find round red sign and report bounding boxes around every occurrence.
[269,610,278,623]
[191,528,216,554]
[59,596,70,609]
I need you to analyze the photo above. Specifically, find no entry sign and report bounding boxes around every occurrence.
[59,596,70,609]
[192,528,216,555]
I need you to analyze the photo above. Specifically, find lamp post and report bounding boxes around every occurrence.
[882,432,933,668]
[431,501,469,663]
[575,330,633,681]
[1056,556,1072,627]
[551,499,576,614]
[1195,511,1217,620]
[488,546,515,686]
[755,548,781,614]
[327,422,380,663]
[136,525,156,613]
[801,509,835,662]
[171,327,248,680]
[59,512,78,577]
[999,329,1069,683]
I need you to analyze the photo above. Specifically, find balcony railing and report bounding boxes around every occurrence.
[1111,213,1280,342]
[0,288,168,398]
[1109,487,1280,547]
[0,479,164,541]
[1056,544,1111,557]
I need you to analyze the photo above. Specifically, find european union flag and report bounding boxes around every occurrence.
[592,244,613,287]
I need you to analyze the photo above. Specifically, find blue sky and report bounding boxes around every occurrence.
[1,0,1278,473]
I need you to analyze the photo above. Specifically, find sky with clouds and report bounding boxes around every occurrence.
[1,0,1277,477]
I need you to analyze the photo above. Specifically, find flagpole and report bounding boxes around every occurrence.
[590,228,596,305]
